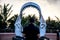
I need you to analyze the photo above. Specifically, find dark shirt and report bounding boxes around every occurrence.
[23,23,40,40]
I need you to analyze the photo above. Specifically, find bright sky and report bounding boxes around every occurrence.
[0,0,60,20]
[22,7,39,20]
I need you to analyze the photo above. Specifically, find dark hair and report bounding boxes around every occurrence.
[29,17,34,23]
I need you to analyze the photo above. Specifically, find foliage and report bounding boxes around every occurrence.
[46,16,60,33]
[0,4,18,32]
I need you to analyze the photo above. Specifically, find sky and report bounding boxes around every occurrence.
[22,7,40,20]
[0,0,60,20]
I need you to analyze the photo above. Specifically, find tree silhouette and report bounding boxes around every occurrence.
[0,4,17,32]
[46,16,60,33]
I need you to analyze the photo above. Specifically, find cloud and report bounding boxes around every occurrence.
[47,0,60,5]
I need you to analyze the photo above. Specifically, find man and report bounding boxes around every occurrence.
[22,17,40,40]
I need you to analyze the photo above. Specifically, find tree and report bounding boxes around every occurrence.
[46,16,60,33]
[0,4,18,32]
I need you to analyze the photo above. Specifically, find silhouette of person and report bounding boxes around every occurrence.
[22,17,40,40]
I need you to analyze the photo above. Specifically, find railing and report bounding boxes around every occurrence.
[0,33,58,40]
